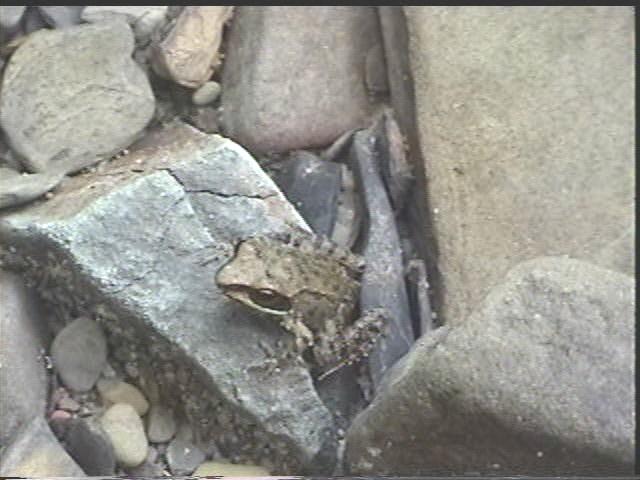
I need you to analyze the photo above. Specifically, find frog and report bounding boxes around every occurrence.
[215,233,387,379]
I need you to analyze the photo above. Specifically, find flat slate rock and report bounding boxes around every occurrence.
[220,6,381,154]
[0,20,155,175]
[0,122,334,475]
[345,256,634,476]
[349,129,414,386]
[271,151,342,237]
[0,270,50,446]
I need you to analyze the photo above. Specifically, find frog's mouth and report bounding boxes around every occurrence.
[223,286,292,316]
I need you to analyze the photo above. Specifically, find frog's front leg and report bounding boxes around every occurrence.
[280,311,315,355]
[314,308,388,379]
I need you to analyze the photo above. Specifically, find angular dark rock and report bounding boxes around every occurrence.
[349,129,414,386]
[64,417,117,476]
[271,151,342,237]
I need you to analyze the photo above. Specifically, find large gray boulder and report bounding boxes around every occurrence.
[345,257,634,475]
[0,20,155,175]
[220,6,380,154]
[0,123,335,474]
[405,6,635,325]
[0,271,50,447]
[0,416,86,477]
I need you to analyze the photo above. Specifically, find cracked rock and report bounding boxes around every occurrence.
[0,122,334,474]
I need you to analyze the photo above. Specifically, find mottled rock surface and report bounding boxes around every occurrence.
[0,271,50,446]
[0,123,334,474]
[0,416,85,477]
[220,6,381,154]
[405,6,635,325]
[345,257,634,475]
[0,21,155,174]
[50,317,107,392]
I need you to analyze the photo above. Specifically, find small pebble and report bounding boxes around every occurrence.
[100,403,148,468]
[97,378,149,416]
[50,409,73,421]
[58,396,81,412]
[146,403,177,443]
[192,81,221,106]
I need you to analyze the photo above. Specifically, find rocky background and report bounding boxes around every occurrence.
[0,5,634,477]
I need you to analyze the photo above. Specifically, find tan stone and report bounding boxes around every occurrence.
[151,6,233,88]
[405,6,634,324]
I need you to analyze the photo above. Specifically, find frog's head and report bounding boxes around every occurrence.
[216,237,293,316]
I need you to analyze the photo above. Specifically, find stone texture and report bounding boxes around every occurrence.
[0,6,25,37]
[166,424,206,475]
[345,257,634,475]
[192,81,221,106]
[97,379,150,416]
[405,6,635,325]
[0,21,155,175]
[220,6,381,154]
[37,6,85,28]
[82,6,166,25]
[100,403,148,468]
[0,271,50,446]
[146,403,177,442]
[151,6,233,88]
[64,417,117,475]
[50,317,107,392]
[0,415,85,477]
[194,460,271,476]
[0,123,335,474]
[0,168,65,210]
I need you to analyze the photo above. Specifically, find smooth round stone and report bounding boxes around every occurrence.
[146,403,177,443]
[100,403,148,468]
[192,81,221,106]
[193,460,271,476]
[166,426,205,475]
[50,317,107,392]
[97,379,149,416]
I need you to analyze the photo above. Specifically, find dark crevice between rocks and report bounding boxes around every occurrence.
[378,6,444,328]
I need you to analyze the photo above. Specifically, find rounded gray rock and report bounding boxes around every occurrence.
[192,81,221,106]
[50,317,107,392]
[0,21,155,174]
[146,403,177,443]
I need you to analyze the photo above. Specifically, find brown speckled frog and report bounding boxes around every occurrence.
[215,233,387,379]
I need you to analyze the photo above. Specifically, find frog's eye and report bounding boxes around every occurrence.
[248,289,291,313]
